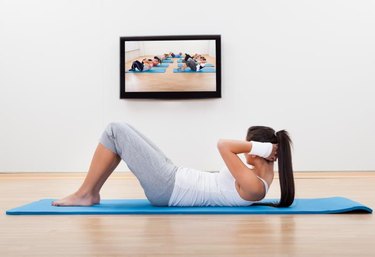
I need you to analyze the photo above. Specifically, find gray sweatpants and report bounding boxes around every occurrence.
[186,58,197,71]
[99,122,178,206]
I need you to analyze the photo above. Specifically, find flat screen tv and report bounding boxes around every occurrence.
[120,35,221,99]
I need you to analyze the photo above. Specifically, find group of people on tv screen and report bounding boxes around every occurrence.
[128,52,208,72]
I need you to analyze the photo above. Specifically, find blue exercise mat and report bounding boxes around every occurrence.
[156,63,169,67]
[173,67,216,73]
[152,66,168,69]
[178,63,214,67]
[161,60,174,63]
[126,68,166,73]
[5,197,372,215]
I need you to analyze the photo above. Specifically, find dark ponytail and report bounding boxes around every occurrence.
[275,130,295,207]
[154,56,162,64]
[246,126,295,208]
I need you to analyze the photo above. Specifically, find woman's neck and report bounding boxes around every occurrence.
[250,159,274,179]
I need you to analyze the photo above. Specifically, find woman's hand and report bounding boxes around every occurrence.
[265,144,278,162]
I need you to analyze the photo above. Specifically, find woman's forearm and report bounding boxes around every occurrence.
[217,139,252,154]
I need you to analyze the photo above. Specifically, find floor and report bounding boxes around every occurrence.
[125,55,216,92]
[1,172,374,257]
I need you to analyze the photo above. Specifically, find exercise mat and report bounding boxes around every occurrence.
[6,197,372,215]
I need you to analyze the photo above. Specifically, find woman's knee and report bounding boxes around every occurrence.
[105,122,131,138]
[107,121,130,130]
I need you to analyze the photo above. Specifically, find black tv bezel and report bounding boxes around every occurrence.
[120,35,221,99]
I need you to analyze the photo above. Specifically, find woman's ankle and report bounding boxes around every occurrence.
[75,189,99,198]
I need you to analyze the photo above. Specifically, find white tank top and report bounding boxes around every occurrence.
[168,166,269,207]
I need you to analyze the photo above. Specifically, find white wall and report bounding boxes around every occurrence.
[0,0,374,172]
[208,41,216,58]
[142,40,211,56]
[124,41,141,62]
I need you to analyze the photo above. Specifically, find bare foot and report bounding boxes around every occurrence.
[51,192,100,207]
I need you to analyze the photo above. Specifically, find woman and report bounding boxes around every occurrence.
[178,55,207,72]
[154,54,169,63]
[52,122,294,207]
[129,58,160,72]
[169,52,183,58]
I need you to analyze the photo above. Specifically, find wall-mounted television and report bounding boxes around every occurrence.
[120,35,221,99]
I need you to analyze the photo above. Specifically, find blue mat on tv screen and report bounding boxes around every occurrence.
[5,197,372,215]
[156,63,169,67]
[170,55,183,58]
[125,68,166,73]
[173,67,216,73]
[178,63,214,67]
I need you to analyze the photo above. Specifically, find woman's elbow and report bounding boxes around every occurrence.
[217,139,227,151]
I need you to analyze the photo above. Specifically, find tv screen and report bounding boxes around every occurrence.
[120,35,221,99]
